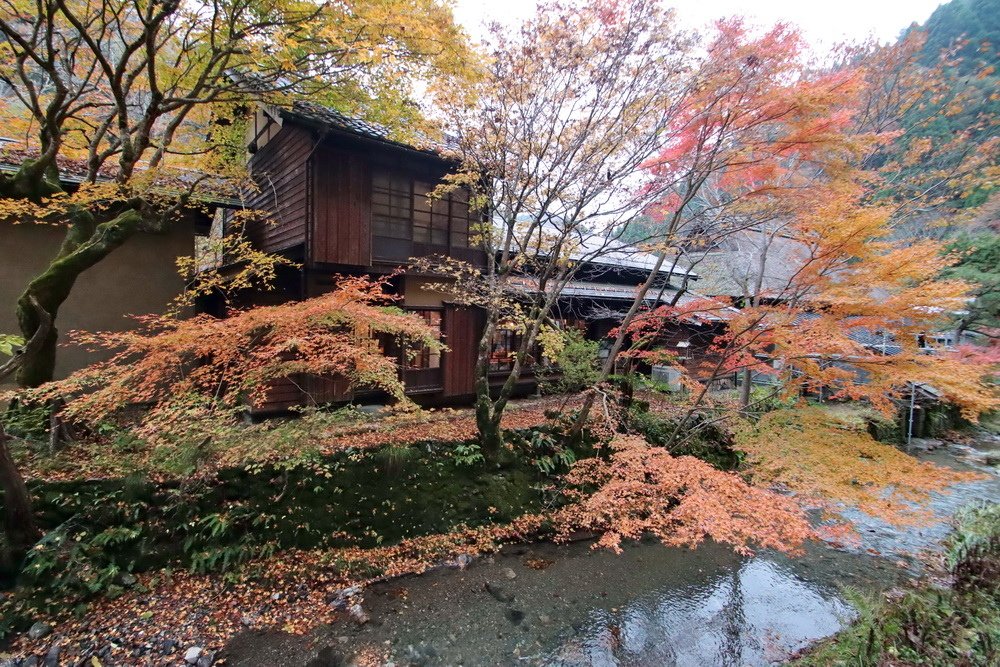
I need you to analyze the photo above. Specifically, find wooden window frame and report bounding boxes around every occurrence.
[371,168,474,259]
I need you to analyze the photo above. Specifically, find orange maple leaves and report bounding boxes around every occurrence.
[736,406,983,526]
[14,275,443,440]
[554,434,813,555]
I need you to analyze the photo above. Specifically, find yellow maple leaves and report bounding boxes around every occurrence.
[736,406,983,526]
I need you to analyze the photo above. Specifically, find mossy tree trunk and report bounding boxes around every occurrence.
[15,206,144,387]
[474,315,505,455]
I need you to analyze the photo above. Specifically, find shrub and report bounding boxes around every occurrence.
[538,328,600,395]
[625,401,743,470]
[0,401,49,441]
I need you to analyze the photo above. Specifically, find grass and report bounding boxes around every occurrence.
[795,502,1000,666]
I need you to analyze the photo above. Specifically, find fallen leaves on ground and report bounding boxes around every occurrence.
[17,395,582,483]
[9,515,546,665]
[736,406,985,526]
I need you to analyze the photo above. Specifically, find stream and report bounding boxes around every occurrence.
[223,435,1000,667]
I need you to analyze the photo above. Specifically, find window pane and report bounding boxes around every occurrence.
[451,200,469,221]
[405,309,442,369]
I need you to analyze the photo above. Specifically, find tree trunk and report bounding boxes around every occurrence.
[739,368,752,409]
[568,253,674,438]
[0,425,38,572]
[15,207,143,387]
[474,316,505,454]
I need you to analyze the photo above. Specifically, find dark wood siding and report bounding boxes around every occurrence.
[243,125,313,252]
[656,322,728,382]
[251,375,354,415]
[312,148,371,266]
[443,304,482,397]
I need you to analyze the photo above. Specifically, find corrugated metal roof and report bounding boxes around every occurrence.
[506,277,735,322]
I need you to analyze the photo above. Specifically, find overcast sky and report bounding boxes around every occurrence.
[452,0,946,49]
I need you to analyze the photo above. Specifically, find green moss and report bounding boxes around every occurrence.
[23,439,547,573]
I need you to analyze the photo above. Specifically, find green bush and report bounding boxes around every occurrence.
[866,413,903,444]
[625,401,743,470]
[0,437,551,638]
[743,385,797,420]
[538,328,600,395]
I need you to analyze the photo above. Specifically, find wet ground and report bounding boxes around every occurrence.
[223,434,1000,667]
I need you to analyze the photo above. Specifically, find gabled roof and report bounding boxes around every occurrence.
[283,101,393,142]
[280,101,448,156]
[507,276,736,323]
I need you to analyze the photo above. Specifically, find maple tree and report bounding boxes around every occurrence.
[17,275,443,443]
[553,434,813,555]
[420,0,701,453]
[0,0,473,387]
[611,169,997,448]
[568,18,877,432]
[0,276,441,563]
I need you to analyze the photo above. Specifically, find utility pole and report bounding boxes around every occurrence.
[907,382,917,446]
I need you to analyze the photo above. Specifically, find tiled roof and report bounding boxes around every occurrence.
[281,101,446,155]
[791,312,903,355]
[507,276,735,322]
[0,142,241,206]
[283,101,392,142]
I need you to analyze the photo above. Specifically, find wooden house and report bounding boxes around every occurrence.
[226,101,712,410]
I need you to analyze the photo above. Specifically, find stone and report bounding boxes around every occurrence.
[0,657,17,667]
[403,642,437,666]
[329,586,363,610]
[159,639,179,654]
[304,647,341,667]
[43,644,60,667]
[537,613,552,624]
[120,573,138,587]
[501,567,517,580]
[27,622,52,640]
[908,438,944,452]
[196,650,215,667]
[356,404,390,416]
[454,554,474,570]
[504,608,525,625]
[22,657,39,667]
[484,582,514,604]
[184,646,203,664]
[43,644,62,667]
[348,603,370,625]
